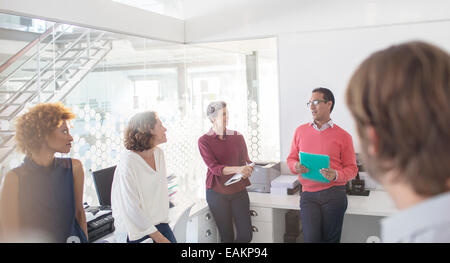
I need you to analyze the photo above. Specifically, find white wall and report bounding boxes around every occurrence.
[278,21,450,160]
[183,0,450,161]
[2,0,450,161]
[0,0,185,43]
[184,0,450,43]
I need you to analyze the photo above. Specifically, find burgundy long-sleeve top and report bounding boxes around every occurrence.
[198,129,251,195]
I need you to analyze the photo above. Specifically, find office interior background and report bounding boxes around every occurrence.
[1,0,450,242]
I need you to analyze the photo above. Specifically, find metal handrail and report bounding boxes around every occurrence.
[15,31,102,109]
[55,40,113,103]
[0,29,90,110]
[0,29,113,164]
[0,23,73,87]
[38,32,109,100]
[0,30,108,120]
[49,31,107,82]
[0,23,58,74]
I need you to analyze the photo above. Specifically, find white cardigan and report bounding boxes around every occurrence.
[111,148,169,241]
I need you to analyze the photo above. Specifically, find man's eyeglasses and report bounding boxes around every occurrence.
[307,100,328,107]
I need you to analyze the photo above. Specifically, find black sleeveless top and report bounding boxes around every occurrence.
[12,157,87,243]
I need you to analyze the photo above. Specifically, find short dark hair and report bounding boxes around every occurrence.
[312,87,335,113]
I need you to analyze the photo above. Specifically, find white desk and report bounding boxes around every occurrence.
[190,188,397,213]
[100,190,398,243]
[248,190,397,217]
[187,189,398,243]
[189,190,397,220]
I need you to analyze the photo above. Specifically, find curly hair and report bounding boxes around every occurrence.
[124,111,157,152]
[14,102,75,156]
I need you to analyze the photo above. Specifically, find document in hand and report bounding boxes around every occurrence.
[224,173,243,186]
[299,152,330,183]
[224,163,255,186]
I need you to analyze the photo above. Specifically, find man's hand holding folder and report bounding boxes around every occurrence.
[295,162,309,174]
[296,154,337,182]
[298,152,331,183]
[320,168,337,182]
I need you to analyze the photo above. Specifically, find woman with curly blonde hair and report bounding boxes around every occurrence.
[0,102,88,242]
[111,111,175,243]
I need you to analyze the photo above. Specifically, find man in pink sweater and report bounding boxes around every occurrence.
[287,87,358,243]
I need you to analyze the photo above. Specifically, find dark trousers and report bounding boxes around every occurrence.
[206,189,253,243]
[300,186,348,243]
[127,223,177,243]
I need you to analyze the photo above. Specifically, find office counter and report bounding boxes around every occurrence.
[248,190,397,216]
[186,190,398,243]
[103,189,397,243]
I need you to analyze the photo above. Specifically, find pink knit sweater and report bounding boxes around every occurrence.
[287,123,358,192]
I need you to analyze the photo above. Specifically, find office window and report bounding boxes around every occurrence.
[0,13,280,203]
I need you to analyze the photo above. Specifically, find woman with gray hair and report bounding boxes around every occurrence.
[198,101,254,243]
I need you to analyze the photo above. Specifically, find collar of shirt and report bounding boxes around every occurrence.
[207,128,230,139]
[381,191,450,242]
[310,119,334,131]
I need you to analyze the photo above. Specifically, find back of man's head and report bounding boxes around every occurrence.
[346,41,450,196]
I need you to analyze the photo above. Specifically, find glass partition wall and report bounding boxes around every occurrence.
[0,13,280,204]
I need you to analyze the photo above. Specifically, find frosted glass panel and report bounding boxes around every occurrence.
[0,12,280,202]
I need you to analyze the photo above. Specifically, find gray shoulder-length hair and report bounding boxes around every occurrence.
[206,101,227,122]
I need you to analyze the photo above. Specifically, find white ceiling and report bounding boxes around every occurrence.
[0,2,278,68]
[111,0,185,19]
[101,35,277,68]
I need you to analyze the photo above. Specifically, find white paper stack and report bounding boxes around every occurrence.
[270,175,300,195]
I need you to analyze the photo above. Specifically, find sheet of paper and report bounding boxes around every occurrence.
[299,152,330,183]
[224,163,255,186]
[224,173,243,186]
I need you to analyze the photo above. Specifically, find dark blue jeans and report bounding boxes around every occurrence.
[126,223,177,243]
[206,189,253,243]
[300,186,348,243]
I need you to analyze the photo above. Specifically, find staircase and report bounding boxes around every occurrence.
[0,23,113,165]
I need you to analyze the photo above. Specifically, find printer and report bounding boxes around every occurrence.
[346,153,371,196]
[247,162,281,193]
[85,206,115,242]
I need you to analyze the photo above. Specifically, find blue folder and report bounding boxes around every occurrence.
[299,152,330,183]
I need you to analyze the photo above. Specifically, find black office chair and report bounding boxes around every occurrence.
[89,166,117,242]
[91,166,116,209]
